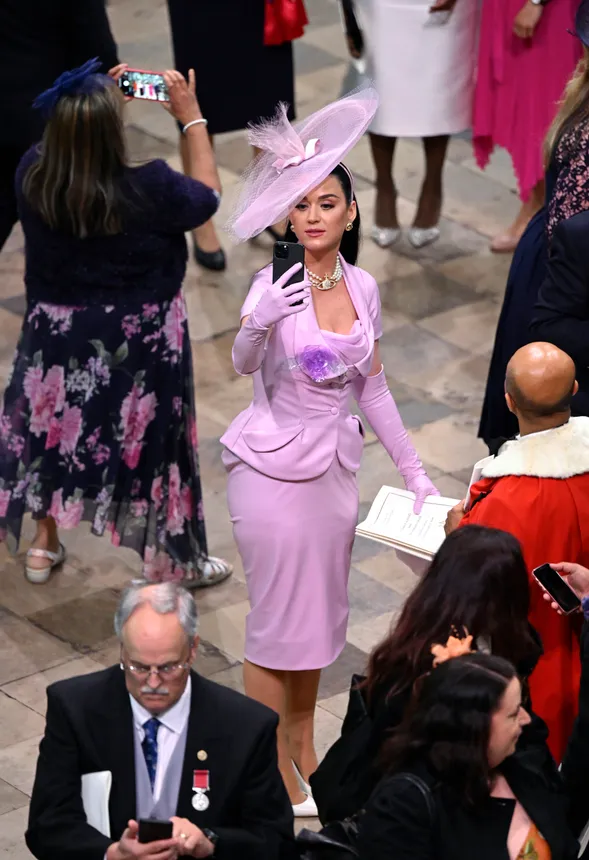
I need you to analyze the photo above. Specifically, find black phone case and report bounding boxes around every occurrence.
[532,565,580,614]
[138,819,174,843]
[272,242,305,307]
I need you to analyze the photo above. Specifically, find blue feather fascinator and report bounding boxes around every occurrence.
[33,58,112,118]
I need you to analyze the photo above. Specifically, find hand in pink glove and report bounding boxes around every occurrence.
[232,264,310,376]
[251,263,310,329]
[353,368,440,514]
[405,472,441,515]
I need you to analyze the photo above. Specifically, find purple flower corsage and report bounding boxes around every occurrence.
[297,345,347,384]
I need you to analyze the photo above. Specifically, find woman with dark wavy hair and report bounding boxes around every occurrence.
[311,525,541,823]
[358,645,589,859]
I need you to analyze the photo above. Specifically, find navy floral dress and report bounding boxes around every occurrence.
[0,147,219,584]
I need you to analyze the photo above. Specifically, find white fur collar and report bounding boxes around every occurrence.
[482,417,589,480]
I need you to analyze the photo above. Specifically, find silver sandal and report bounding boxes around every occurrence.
[25,543,66,584]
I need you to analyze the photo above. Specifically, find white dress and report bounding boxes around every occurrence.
[357,0,479,137]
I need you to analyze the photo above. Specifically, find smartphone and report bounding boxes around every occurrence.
[532,564,581,615]
[118,69,169,102]
[272,241,305,307]
[138,819,174,843]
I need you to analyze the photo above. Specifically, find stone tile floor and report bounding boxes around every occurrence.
[0,0,523,852]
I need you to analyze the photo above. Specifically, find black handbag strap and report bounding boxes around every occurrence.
[392,773,435,824]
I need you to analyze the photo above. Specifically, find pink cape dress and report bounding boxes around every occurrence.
[473,0,581,201]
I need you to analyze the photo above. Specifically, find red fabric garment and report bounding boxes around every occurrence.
[264,0,308,46]
[461,473,589,761]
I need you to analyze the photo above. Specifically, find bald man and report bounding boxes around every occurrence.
[446,343,589,762]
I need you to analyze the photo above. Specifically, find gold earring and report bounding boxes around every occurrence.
[345,222,354,232]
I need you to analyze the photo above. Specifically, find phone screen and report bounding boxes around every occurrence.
[532,564,581,614]
[118,70,169,102]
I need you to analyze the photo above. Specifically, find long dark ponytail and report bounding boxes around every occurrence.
[284,162,361,265]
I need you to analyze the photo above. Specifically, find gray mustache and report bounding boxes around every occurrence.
[140,685,169,696]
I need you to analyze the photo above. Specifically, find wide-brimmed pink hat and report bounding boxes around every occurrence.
[226,84,379,241]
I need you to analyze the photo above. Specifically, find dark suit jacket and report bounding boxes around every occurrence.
[0,0,118,146]
[25,667,296,860]
[531,211,589,417]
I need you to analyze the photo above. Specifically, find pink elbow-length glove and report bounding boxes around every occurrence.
[354,368,440,513]
[232,263,310,375]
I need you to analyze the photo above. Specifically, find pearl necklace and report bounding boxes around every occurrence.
[307,257,343,291]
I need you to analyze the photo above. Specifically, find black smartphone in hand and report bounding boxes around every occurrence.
[532,564,581,615]
[272,241,305,306]
[138,819,174,843]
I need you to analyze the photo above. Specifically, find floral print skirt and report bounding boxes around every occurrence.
[0,290,208,583]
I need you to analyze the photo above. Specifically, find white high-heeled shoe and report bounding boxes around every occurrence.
[292,760,313,796]
[371,225,401,248]
[407,226,440,249]
[292,794,318,817]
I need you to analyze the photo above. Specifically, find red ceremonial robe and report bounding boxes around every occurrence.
[460,417,589,762]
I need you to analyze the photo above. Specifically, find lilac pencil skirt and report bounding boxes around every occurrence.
[224,453,358,671]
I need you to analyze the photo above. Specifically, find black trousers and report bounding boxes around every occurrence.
[0,144,27,251]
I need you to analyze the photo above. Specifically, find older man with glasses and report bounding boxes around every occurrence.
[26,583,296,860]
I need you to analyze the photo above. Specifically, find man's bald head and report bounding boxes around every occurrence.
[505,343,577,420]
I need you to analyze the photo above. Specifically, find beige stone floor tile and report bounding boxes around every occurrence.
[387,140,520,239]
[460,147,518,194]
[0,251,24,297]
[355,549,420,596]
[0,806,31,860]
[205,664,245,696]
[0,310,24,361]
[0,554,129,618]
[418,300,500,356]
[0,736,42,796]
[347,612,397,654]
[1,657,103,717]
[197,601,249,665]
[295,64,350,115]
[191,334,238,392]
[357,441,406,506]
[434,473,469,501]
[196,377,252,427]
[446,136,475,166]
[407,352,491,414]
[26,589,122,652]
[408,416,488,473]
[0,779,28,817]
[0,612,75,686]
[314,704,344,761]
[107,0,168,39]
[317,690,351,721]
[0,223,24,254]
[435,252,512,299]
[0,694,44,750]
[184,284,243,343]
[302,23,351,62]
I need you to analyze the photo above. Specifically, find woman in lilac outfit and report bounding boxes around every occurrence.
[222,88,439,816]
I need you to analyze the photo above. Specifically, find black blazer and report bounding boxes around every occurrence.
[531,211,589,417]
[0,0,118,146]
[25,667,296,860]
[358,624,589,860]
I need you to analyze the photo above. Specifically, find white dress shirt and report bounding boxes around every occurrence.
[130,677,191,803]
